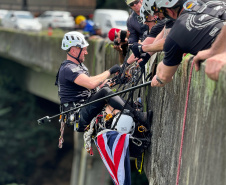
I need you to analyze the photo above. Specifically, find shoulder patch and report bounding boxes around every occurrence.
[71,67,80,73]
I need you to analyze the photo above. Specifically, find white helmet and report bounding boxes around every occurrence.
[155,0,179,8]
[142,0,155,16]
[111,112,135,135]
[140,5,147,23]
[61,31,89,51]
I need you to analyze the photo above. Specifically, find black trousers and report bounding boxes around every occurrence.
[77,86,130,131]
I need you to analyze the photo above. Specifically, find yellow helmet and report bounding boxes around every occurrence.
[75,15,86,25]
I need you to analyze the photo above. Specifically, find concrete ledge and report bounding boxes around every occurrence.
[146,55,226,185]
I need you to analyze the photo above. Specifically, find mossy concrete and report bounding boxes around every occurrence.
[0,29,225,185]
[146,55,226,185]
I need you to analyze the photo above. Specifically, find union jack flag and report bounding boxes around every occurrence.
[94,131,131,185]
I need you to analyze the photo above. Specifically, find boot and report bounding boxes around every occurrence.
[134,110,153,127]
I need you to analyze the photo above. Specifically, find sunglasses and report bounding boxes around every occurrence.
[129,0,140,7]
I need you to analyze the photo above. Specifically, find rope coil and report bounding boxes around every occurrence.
[58,121,65,148]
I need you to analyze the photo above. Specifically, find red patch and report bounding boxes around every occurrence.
[165,2,169,5]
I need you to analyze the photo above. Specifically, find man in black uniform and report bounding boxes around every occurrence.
[56,31,148,132]
[126,0,149,44]
[130,1,175,66]
[126,3,161,66]
[150,0,226,87]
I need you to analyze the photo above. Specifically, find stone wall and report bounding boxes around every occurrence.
[0,29,225,185]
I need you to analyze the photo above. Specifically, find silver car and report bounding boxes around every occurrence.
[2,10,42,31]
[0,9,8,25]
[37,11,75,29]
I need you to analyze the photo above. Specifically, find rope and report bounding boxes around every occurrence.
[176,60,194,185]
[83,118,96,155]
[58,120,65,148]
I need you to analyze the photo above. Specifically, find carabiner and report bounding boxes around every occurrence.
[138,125,147,132]
[132,137,142,146]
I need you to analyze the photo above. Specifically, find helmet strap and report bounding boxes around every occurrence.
[172,0,186,17]
[67,47,83,66]
[162,8,176,21]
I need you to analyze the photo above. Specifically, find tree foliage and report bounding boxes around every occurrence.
[0,64,58,184]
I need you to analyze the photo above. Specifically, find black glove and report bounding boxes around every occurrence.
[139,53,151,67]
[130,42,144,58]
[109,64,121,75]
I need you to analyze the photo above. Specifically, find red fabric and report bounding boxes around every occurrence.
[95,131,131,185]
[108,28,121,41]
[97,134,120,184]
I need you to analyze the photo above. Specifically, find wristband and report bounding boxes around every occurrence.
[156,76,164,84]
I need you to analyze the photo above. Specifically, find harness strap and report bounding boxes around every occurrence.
[60,101,83,112]
[66,48,83,66]
[58,102,84,148]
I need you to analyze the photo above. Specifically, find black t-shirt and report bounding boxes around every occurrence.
[148,19,175,38]
[58,60,91,104]
[165,19,175,29]
[148,20,165,38]
[163,10,224,66]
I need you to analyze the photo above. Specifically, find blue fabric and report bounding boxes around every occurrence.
[83,20,96,35]
[95,131,131,185]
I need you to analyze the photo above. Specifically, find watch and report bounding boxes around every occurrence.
[138,45,143,54]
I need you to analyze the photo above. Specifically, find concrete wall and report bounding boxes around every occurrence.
[0,29,225,185]
[145,55,226,185]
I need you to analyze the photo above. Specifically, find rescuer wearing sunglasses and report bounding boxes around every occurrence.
[125,0,149,45]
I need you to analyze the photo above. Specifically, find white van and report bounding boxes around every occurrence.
[93,9,129,35]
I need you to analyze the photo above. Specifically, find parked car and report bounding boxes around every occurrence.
[37,11,75,29]
[2,11,42,31]
[93,9,129,35]
[0,9,8,25]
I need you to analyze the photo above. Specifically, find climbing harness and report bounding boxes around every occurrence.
[57,102,82,148]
